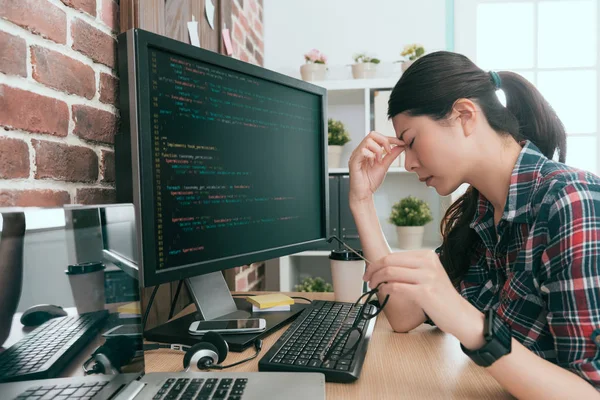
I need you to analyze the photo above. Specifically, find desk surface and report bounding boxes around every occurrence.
[145,292,512,400]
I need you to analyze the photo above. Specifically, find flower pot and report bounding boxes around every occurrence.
[401,60,415,72]
[395,226,425,249]
[351,63,377,79]
[300,63,327,81]
[328,145,344,168]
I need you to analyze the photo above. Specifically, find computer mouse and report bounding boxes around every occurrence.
[20,304,68,327]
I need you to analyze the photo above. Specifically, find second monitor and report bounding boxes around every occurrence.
[116,29,330,350]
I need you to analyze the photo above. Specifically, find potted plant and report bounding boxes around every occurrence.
[328,118,351,168]
[389,196,433,249]
[295,277,333,292]
[351,53,380,79]
[400,44,425,72]
[300,49,328,81]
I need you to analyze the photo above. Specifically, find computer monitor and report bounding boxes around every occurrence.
[116,29,328,344]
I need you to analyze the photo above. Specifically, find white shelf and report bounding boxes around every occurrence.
[292,243,440,257]
[315,77,400,91]
[328,167,409,174]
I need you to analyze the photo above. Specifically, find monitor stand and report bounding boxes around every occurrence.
[143,271,309,352]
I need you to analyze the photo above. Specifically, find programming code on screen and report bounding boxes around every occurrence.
[148,47,324,270]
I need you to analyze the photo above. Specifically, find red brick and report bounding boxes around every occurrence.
[100,0,118,32]
[101,150,114,183]
[31,46,95,99]
[235,274,248,291]
[0,31,26,77]
[33,139,98,182]
[232,1,241,17]
[76,188,116,204]
[0,137,29,179]
[245,38,254,54]
[60,0,96,16]
[0,85,69,137]
[254,18,262,35]
[254,50,263,66]
[247,0,257,14]
[259,8,262,22]
[0,189,70,207]
[240,51,249,63]
[247,26,261,50]
[239,13,250,32]
[72,105,117,144]
[71,18,116,68]
[233,21,244,44]
[0,0,67,44]
[99,72,118,105]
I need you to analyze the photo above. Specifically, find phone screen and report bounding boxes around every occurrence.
[196,319,261,330]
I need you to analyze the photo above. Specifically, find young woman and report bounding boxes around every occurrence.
[350,51,600,398]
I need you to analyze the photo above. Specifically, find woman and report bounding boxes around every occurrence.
[350,51,600,398]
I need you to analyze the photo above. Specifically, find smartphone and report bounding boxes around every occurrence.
[102,324,142,338]
[188,318,266,335]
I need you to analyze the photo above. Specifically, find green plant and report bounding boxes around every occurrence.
[353,53,380,64]
[389,196,433,227]
[294,277,333,292]
[400,44,425,61]
[328,118,351,146]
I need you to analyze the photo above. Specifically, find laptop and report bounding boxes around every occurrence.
[0,207,326,399]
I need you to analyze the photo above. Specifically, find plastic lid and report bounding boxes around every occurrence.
[329,249,364,261]
[65,262,105,275]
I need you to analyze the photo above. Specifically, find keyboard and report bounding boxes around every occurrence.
[154,377,247,400]
[258,300,377,382]
[0,310,109,383]
[13,380,109,399]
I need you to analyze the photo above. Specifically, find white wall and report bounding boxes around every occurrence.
[264,0,448,79]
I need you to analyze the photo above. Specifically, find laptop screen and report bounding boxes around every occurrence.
[0,205,144,387]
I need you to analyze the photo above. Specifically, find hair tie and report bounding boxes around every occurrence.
[489,71,501,90]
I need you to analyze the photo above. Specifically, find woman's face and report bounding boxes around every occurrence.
[391,112,468,196]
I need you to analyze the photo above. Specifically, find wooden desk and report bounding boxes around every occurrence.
[145,292,512,399]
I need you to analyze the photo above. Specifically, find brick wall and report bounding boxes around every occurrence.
[231,0,265,291]
[0,0,119,206]
[0,0,264,291]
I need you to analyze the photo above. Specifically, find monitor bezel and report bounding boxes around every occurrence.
[121,28,329,288]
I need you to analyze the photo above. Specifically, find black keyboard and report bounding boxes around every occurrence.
[0,311,109,383]
[154,377,247,400]
[258,300,377,382]
[13,380,108,399]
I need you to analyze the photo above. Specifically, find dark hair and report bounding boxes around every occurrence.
[388,51,566,286]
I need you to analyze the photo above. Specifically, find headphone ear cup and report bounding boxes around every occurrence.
[183,342,217,369]
[201,331,229,364]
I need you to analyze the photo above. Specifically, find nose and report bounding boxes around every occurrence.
[403,149,419,172]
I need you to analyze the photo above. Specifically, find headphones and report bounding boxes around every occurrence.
[84,331,263,374]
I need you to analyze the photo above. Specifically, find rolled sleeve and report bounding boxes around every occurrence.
[541,183,600,388]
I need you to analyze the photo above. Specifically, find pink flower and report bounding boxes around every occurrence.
[304,48,327,64]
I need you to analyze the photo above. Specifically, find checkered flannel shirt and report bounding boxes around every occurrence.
[441,140,600,388]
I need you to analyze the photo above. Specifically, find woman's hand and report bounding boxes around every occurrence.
[348,131,404,204]
[364,250,480,340]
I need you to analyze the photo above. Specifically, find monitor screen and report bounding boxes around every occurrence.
[117,29,329,287]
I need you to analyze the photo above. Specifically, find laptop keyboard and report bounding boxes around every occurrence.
[154,377,247,400]
[13,380,108,399]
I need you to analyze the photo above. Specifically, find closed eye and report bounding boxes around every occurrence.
[409,138,415,149]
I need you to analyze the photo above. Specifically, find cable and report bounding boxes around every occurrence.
[142,284,160,332]
[168,280,184,320]
[208,340,263,370]
[291,296,312,304]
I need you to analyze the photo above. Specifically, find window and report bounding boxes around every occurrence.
[455,0,599,173]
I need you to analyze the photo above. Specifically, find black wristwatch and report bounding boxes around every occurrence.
[460,308,512,367]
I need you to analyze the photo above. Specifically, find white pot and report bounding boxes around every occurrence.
[351,63,377,79]
[328,145,343,168]
[396,226,425,250]
[300,63,327,81]
[401,60,415,72]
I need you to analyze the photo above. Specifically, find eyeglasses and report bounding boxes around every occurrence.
[320,236,389,364]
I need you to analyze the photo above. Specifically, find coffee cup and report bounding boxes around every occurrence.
[329,249,366,303]
[66,262,106,314]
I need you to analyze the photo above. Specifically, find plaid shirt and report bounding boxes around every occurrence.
[452,140,600,388]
